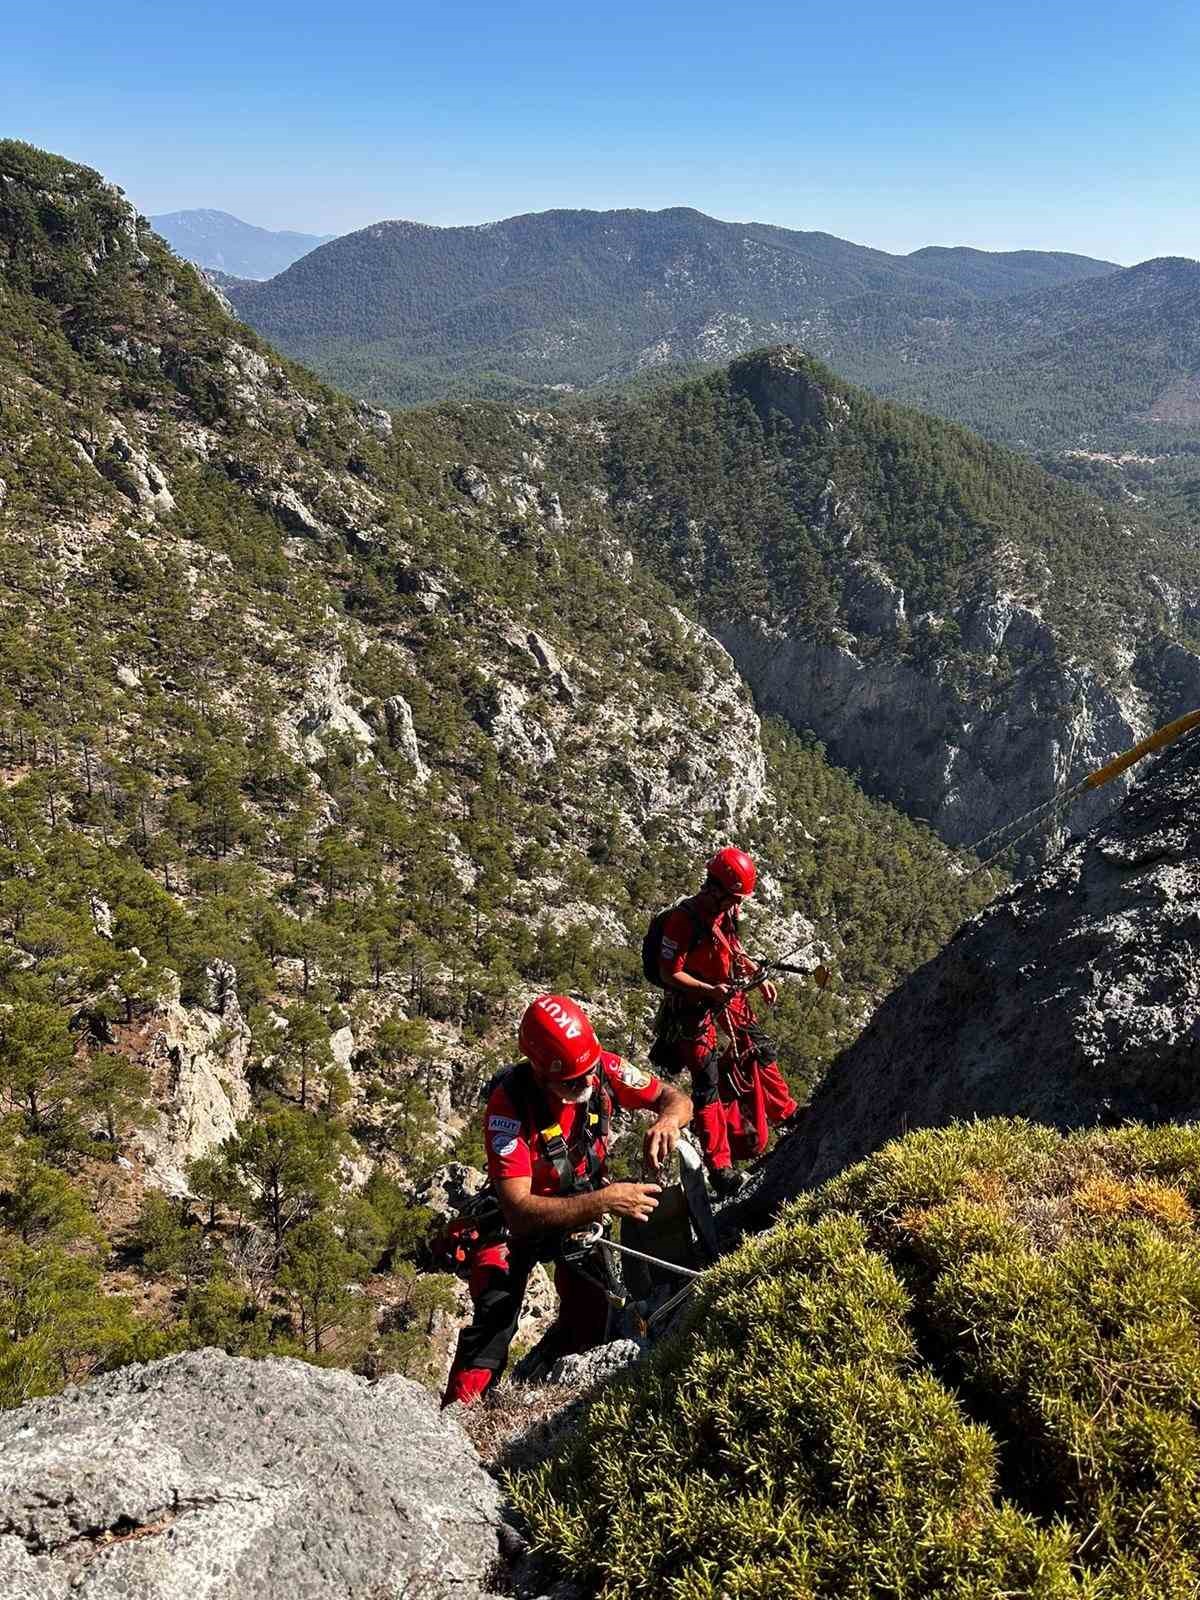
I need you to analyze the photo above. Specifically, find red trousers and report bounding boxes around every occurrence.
[670,1005,796,1170]
[723,1048,797,1160]
[442,1236,610,1406]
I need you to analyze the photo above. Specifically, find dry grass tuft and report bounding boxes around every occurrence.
[458,1379,579,1469]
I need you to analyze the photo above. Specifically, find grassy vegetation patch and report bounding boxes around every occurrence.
[509,1120,1200,1597]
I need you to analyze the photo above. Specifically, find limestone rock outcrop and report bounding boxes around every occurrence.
[287,648,375,763]
[0,1350,506,1600]
[759,725,1200,1206]
[97,429,174,516]
[134,973,252,1196]
[375,692,429,781]
[718,601,1161,856]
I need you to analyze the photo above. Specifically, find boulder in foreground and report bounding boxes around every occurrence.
[0,1349,505,1599]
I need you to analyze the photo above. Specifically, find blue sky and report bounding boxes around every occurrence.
[9,0,1198,262]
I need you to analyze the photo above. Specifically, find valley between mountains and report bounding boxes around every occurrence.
[5,133,1200,1600]
[0,138,992,1390]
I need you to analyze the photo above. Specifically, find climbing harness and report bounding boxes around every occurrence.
[431,1061,614,1277]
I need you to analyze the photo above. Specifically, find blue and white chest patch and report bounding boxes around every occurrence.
[487,1115,522,1135]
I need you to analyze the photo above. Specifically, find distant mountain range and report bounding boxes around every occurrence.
[223,206,1119,406]
[219,205,1200,520]
[879,256,1200,442]
[148,209,334,279]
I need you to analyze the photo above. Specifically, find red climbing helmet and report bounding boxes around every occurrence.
[706,846,757,896]
[519,994,602,1080]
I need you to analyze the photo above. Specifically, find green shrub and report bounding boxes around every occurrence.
[509,1119,1200,1597]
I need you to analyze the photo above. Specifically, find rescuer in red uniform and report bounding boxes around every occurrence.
[654,847,799,1194]
[442,994,692,1407]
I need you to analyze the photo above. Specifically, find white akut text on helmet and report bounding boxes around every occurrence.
[535,995,582,1038]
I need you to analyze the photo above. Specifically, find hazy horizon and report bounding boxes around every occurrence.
[144,200,1152,269]
[11,0,1199,267]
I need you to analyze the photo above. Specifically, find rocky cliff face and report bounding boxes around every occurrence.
[719,594,1198,853]
[133,965,253,1196]
[559,347,1200,862]
[758,721,1200,1204]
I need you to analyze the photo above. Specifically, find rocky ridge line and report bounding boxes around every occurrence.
[758,720,1200,1205]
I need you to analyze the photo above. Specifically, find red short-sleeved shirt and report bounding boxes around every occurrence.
[659,896,737,987]
[484,1051,662,1194]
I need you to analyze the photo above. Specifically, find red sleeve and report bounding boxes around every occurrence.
[659,907,697,977]
[601,1053,662,1112]
[483,1084,533,1183]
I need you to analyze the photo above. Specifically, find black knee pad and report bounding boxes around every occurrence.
[691,1048,722,1106]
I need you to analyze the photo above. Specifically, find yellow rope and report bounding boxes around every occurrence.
[962,706,1200,880]
[1082,707,1200,791]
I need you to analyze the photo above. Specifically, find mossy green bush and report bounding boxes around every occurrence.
[508,1119,1200,1598]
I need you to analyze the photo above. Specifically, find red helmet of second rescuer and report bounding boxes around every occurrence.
[707,846,757,896]
[519,994,602,1080]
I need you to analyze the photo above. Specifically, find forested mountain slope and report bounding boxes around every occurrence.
[0,141,988,1399]
[881,256,1200,430]
[224,204,1200,530]
[876,257,1200,525]
[537,348,1200,855]
[226,204,1114,406]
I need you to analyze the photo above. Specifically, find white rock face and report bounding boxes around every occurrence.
[89,895,114,940]
[526,631,576,703]
[649,610,768,831]
[843,557,906,635]
[135,972,252,1195]
[269,484,327,538]
[455,463,493,504]
[98,430,174,515]
[541,488,565,530]
[329,1025,355,1071]
[481,679,556,768]
[417,1162,488,1218]
[355,400,393,439]
[286,648,375,763]
[378,692,429,781]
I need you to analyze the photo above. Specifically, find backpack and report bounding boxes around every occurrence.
[641,901,704,987]
[426,1190,505,1278]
